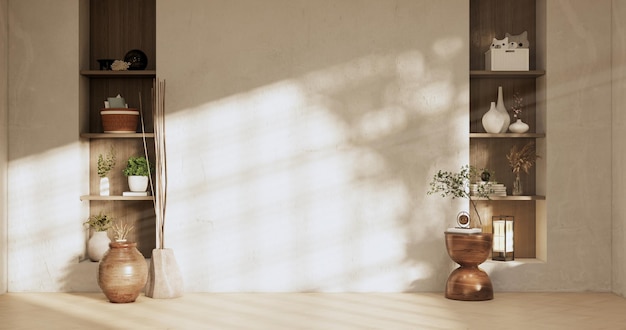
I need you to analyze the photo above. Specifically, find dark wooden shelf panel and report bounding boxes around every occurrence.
[470,70,546,78]
[80,70,156,78]
[80,195,154,201]
[470,133,545,138]
[80,133,154,139]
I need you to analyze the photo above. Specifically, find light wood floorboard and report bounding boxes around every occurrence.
[1,292,625,329]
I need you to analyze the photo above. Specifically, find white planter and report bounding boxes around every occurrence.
[128,175,149,192]
[87,231,111,262]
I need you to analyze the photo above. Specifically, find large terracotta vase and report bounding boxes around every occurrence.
[444,232,493,301]
[98,241,148,303]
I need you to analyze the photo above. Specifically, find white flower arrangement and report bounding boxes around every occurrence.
[111,60,130,71]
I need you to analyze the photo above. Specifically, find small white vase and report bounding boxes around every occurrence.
[496,86,510,133]
[99,177,110,196]
[509,119,530,133]
[128,176,149,192]
[87,231,111,262]
[482,102,504,133]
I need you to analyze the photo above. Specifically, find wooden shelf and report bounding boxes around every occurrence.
[80,133,154,139]
[80,70,156,78]
[470,70,546,78]
[471,195,546,201]
[80,195,154,201]
[470,133,545,138]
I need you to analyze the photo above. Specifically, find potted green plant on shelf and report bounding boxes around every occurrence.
[84,212,114,262]
[507,141,540,196]
[122,155,153,193]
[97,146,116,196]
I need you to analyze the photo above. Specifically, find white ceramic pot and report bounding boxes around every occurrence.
[128,175,149,192]
[509,119,530,133]
[88,231,111,262]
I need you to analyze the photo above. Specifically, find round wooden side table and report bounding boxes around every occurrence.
[444,232,494,301]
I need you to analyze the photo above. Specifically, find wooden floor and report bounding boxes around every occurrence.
[1,292,626,329]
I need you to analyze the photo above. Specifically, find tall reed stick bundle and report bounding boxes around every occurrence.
[138,79,167,250]
[152,79,167,249]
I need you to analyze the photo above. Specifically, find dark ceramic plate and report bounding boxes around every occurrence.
[124,49,148,70]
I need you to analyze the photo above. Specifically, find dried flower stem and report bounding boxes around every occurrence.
[507,141,540,175]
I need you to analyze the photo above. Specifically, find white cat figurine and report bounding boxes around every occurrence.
[490,37,509,49]
[505,31,529,48]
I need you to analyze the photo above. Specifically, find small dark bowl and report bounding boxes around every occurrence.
[97,59,115,70]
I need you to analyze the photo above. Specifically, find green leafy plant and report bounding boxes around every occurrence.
[97,146,116,178]
[84,212,114,232]
[122,156,153,177]
[427,165,493,226]
[111,221,134,242]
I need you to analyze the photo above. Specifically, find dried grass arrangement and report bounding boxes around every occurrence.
[506,141,540,175]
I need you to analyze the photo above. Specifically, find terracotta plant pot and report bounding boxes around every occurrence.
[98,241,148,303]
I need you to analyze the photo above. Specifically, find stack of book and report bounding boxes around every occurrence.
[470,182,507,197]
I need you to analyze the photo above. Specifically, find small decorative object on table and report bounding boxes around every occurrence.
[84,212,113,262]
[506,141,540,196]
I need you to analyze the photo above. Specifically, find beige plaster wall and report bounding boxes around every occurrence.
[2,0,618,293]
[157,0,470,292]
[0,0,7,294]
[7,0,88,291]
[612,0,626,298]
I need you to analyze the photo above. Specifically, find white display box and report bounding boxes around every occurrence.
[485,49,529,71]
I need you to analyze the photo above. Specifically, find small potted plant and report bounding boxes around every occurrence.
[84,212,114,262]
[97,146,116,196]
[122,156,153,192]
